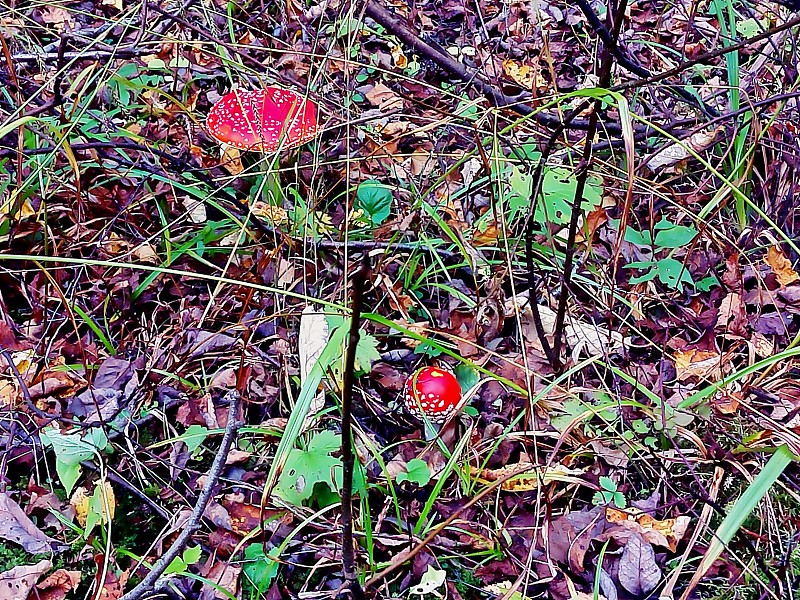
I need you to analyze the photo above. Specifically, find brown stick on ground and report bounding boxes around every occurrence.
[120,391,242,600]
[362,0,631,135]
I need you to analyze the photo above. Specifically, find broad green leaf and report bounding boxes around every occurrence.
[535,167,602,226]
[243,544,280,592]
[355,180,393,225]
[40,427,108,495]
[396,458,431,486]
[654,221,697,249]
[326,315,381,375]
[183,425,209,453]
[274,430,341,505]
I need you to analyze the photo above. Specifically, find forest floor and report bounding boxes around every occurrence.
[1,0,800,599]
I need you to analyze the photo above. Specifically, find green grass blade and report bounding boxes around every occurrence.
[693,445,795,583]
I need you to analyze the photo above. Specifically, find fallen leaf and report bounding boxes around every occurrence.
[32,568,81,600]
[673,349,723,381]
[502,58,538,89]
[365,83,404,111]
[645,126,722,172]
[470,463,586,491]
[507,293,629,358]
[603,506,691,551]
[298,305,329,428]
[618,532,661,595]
[765,245,800,286]
[0,560,50,600]
[0,493,67,554]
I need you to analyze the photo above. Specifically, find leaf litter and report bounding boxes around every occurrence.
[0,0,799,598]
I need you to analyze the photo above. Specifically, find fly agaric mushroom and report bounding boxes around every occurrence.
[404,366,462,424]
[206,87,320,152]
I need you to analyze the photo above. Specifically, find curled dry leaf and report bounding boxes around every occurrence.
[603,506,691,551]
[765,245,800,286]
[507,293,629,358]
[645,126,723,172]
[673,348,729,382]
[470,463,586,491]
[34,568,82,600]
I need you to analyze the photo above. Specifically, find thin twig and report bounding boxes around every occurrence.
[550,1,629,370]
[120,391,242,600]
[338,252,370,600]
[362,0,631,135]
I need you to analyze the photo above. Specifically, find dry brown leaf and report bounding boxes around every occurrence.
[40,7,75,31]
[765,245,800,286]
[220,144,243,175]
[502,58,537,89]
[604,506,691,551]
[673,349,722,381]
[32,568,81,600]
[646,126,722,172]
[507,293,629,358]
[0,560,51,600]
[365,83,404,111]
[618,532,661,595]
[0,493,67,554]
[470,463,585,491]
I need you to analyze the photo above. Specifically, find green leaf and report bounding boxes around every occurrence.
[164,546,201,575]
[40,427,108,495]
[535,167,602,226]
[183,425,209,454]
[396,458,431,486]
[652,257,694,290]
[654,222,697,249]
[325,315,381,376]
[355,180,393,225]
[599,476,616,492]
[243,544,280,592]
[274,430,342,505]
[453,364,480,393]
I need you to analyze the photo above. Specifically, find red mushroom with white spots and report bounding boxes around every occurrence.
[403,366,462,424]
[206,87,320,152]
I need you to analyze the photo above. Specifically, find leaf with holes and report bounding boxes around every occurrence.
[534,167,602,226]
[274,430,341,505]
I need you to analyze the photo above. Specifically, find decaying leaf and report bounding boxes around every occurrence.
[603,506,691,551]
[298,305,329,429]
[765,245,800,286]
[618,532,661,595]
[0,560,51,600]
[673,349,725,381]
[506,293,629,358]
[645,126,722,172]
[365,83,404,111]
[34,568,82,600]
[470,463,586,491]
[0,493,67,554]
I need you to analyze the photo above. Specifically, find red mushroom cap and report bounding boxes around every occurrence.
[206,87,320,152]
[404,366,462,424]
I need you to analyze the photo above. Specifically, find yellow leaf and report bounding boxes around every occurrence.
[70,487,90,527]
